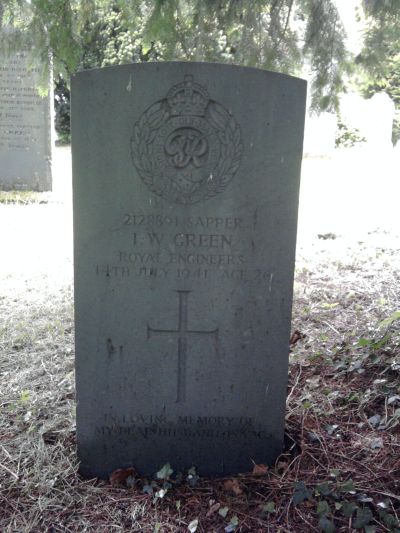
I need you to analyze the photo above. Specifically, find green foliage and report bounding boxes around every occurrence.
[54,75,71,139]
[19,0,400,139]
[19,390,30,403]
[292,476,400,532]
[293,481,313,505]
[380,311,400,329]
[1,0,349,113]
[356,1,400,143]
[219,506,229,518]
[301,0,349,111]
[186,466,199,487]
[353,507,373,529]
[335,118,366,148]
[156,462,173,480]
[318,515,335,533]
[262,501,276,514]
[328,312,400,436]
[225,515,239,532]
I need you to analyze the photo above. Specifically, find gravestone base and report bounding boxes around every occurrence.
[0,175,51,192]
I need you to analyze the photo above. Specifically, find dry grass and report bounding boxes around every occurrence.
[1,231,399,532]
[0,149,399,532]
[0,191,51,204]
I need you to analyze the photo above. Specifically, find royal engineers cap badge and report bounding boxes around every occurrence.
[131,75,243,205]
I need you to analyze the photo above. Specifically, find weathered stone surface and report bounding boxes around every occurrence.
[0,48,52,191]
[72,62,306,478]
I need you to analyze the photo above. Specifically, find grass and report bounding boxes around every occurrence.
[0,191,50,205]
[0,228,399,532]
[0,148,399,531]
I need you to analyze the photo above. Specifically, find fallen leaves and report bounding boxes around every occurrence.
[252,462,269,476]
[225,515,239,532]
[370,437,384,449]
[187,518,199,532]
[2,188,400,533]
[156,462,173,480]
[290,329,306,346]
[206,501,221,517]
[109,467,137,487]
[222,478,243,496]
[218,506,229,518]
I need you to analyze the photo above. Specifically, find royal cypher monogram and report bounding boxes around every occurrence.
[131,75,243,205]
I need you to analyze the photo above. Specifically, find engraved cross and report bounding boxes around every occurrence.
[147,290,218,403]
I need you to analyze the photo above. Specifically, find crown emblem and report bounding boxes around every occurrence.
[167,75,209,117]
[131,74,242,205]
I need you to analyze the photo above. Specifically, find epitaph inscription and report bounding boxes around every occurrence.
[148,290,218,403]
[131,75,243,204]
[0,48,52,191]
[72,62,306,478]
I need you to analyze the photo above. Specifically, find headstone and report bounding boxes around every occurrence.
[0,43,52,191]
[340,92,395,150]
[363,93,395,148]
[303,112,337,157]
[72,62,306,478]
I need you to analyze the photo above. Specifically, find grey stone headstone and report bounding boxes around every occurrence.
[0,47,52,191]
[72,62,306,479]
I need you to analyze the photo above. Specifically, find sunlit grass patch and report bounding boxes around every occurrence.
[0,190,50,204]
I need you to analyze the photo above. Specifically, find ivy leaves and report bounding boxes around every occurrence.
[292,478,400,532]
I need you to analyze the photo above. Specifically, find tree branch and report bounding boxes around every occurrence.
[275,0,294,51]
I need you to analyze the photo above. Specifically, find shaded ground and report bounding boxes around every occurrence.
[0,147,399,532]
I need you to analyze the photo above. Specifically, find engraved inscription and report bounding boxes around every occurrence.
[0,53,45,151]
[116,214,245,230]
[164,127,208,168]
[147,290,218,403]
[131,75,243,205]
[95,414,266,440]
[98,210,273,284]
[95,425,265,440]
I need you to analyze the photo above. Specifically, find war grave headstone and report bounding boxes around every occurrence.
[0,37,52,191]
[72,62,306,478]
[340,92,395,150]
[303,112,337,157]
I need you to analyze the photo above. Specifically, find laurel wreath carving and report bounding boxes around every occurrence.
[130,101,167,192]
[204,102,243,200]
[131,99,243,205]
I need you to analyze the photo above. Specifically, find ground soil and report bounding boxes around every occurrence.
[0,147,399,532]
